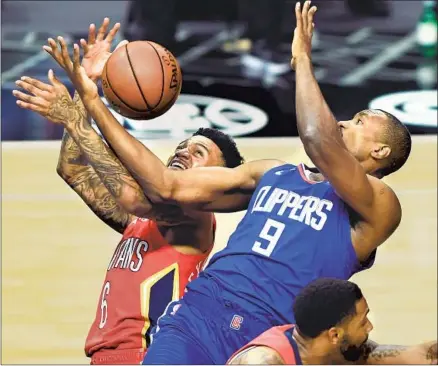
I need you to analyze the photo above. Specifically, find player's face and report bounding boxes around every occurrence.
[167,136,225,170]
[337,109,389,163]
[337,298,374,362]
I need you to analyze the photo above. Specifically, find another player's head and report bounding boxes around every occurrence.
[337,109,411,178]
[293,278,373,363]
[167,128,244,170]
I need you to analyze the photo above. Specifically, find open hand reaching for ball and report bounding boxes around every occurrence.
[79,18,128,82]
[13,70,79,126]
[42,18,128,100]
[44,36,98,101]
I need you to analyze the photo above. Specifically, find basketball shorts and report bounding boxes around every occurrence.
[142,274,273,365]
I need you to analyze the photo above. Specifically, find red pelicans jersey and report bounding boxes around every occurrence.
[85,217,214,364]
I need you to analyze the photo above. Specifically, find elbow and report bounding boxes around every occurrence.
[300,131,324,160]
[56,164,70,182]
[300,124,321,148]
[149,170,176,204]
[118,195,151,217]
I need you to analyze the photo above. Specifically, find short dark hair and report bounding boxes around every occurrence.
[192,128,245,168]
[293,278,363,338]
[375,110,411,177]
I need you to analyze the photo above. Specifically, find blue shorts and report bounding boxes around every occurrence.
[142,275,274,365]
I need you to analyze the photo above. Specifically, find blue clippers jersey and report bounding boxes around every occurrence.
[189,163,375,325]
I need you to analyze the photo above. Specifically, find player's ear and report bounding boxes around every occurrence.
[371,143,391,161]
[327,327,342,345]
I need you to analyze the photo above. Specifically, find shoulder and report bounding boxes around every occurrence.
[368,176,402,227]
[243,159,288,180]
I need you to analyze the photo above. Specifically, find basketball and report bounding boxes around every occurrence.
[101,41,182,120]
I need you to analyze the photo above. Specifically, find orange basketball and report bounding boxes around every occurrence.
[101,41,182,120]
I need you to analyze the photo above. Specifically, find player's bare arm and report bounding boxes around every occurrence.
[13,74,149,232]
[58,93,134,233]
[228,346,285,365]
[359,339,437,365]
[14,71,154,222]
[291,1,401,253]
[43,35,285,212]
[13,20,157,231]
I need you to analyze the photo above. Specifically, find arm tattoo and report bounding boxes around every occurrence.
[69,166,133,233]
[58,93,151,219]
[57,91,136,233]
[57,92,89,178]
[360,340,408,364]
[66,95,149,203]
[230,347,284,365]
[368,345,408,362]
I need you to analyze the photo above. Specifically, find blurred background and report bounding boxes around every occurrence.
[1,0,437,140]
[1,1,437,364]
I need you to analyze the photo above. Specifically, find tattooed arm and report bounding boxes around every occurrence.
[360,339,437,365]
[50,77,154,219]
[56,93,135,233]
[227,346,285,365]
[14,74,154,232]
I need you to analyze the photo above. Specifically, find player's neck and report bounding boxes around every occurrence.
[292,329,334,365]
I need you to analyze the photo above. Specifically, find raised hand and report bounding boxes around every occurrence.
[43,18,127,82]
[12,70,81,125]
[44,36,98,100]
[291,1,317,70]
[79,18,127,81]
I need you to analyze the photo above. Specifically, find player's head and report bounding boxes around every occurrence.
[337,109,411,178]
[293,278,373,363]
[167,128,244,170]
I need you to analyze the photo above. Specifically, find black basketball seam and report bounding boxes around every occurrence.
[159,82,181,114]
[147,41,165,110]
[104,62,146,113]
[125,43,152,111]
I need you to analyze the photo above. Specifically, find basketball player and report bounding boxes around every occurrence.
[42,2,413,364]
[228,278,437,365]
[13,18,244,365]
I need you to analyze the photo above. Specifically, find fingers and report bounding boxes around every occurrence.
[48,69,61,86]
[12,89,47,108]
[73,43,81,69]
[43,37,63,64]
[96,17,110,42]
[301,1,311,30]
[105,22,121,44]
[307,6,317,34]
[15,99,45,113]
[115,39,129,50]
[88,23,96,45]
[17,76,52,93]
[295,2,302,30]
[295,1,317,34]
[80,38,89,54]
[57,36,73,71]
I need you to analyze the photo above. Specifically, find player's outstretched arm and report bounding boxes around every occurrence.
[13,73,154,229]
[158,159,284,211]
[360,339,437,365]
[291,1,400,245]
[43,36,284,212]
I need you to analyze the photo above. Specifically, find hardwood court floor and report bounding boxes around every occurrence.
[2,136,437,364]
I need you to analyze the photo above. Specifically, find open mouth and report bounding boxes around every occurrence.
[168,160,188,170]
